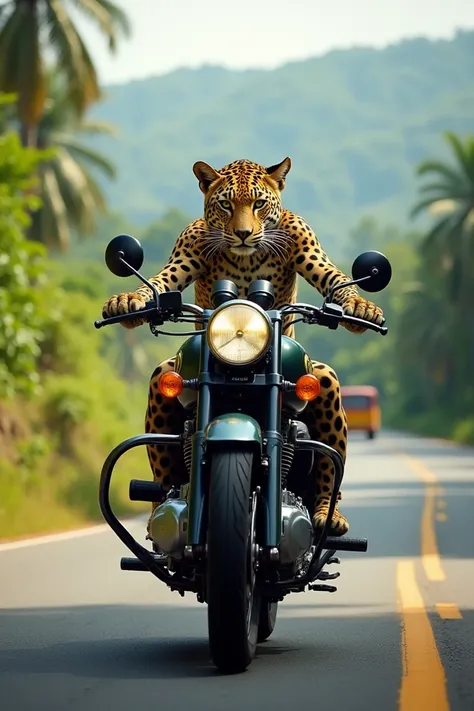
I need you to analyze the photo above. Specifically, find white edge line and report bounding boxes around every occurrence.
[0,516,145,553]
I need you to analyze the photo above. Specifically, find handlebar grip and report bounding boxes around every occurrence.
[342,314,388,336]
[367,322,388,336]
[363,320,388,336]
[94,306,157,329]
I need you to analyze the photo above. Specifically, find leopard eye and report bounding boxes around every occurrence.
[219,199,232,210]
[254,199,266,209]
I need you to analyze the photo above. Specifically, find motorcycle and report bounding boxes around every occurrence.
[95,233,391,673]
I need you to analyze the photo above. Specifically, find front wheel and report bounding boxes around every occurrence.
[207,449,260,673]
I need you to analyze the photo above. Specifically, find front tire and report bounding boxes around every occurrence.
[207,449,260,673]
[367,430,375,440]
[258,600,278,642]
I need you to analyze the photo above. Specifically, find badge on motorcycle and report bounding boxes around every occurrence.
[175,350,183,374]
[304,353,313,373]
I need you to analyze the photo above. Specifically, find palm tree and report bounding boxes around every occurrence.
[411,131,474,300]
[410,131,474,413]
[0,0,130,146]
[28,76,116,250]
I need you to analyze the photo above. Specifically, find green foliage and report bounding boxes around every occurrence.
[452,418,474,445]
[403,130,474,426]
[27,73,119,251]
[16,435,51,484]
[295,188,473,445]
[411,130,474,299]
[0,233,150,537]
[0,113,148,538]
[0,91,17,131]
[55,207,193,382]
[295,219,421,419]
[56,206,192,279]
[0,124,54,397]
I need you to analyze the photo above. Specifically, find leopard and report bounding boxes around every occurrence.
[102,157,384,537]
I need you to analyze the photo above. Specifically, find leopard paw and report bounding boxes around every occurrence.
[313,500,349,537]
[102,291,148,329]
[341,295,383,334]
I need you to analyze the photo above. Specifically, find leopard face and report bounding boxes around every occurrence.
[193,157,292,257]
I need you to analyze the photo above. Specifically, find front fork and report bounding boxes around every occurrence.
[261,316,283,548]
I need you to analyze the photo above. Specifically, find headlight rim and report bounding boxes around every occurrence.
[206,299,273,367]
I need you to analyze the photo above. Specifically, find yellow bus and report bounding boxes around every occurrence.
[341,385,381,440]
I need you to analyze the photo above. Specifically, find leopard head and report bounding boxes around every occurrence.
[192,157,292,257]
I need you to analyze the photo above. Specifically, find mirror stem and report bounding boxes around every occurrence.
[118,253,161,303]
[327,275,371,303]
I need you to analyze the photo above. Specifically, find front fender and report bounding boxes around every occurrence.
[204,413,262,454]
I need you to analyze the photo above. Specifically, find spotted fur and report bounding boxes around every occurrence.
[103,157,384,535]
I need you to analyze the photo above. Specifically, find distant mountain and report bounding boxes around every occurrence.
[89,30,474,256]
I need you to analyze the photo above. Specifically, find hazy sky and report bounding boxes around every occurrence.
[83,0,474,85]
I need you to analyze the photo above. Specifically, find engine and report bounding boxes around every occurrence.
[279,489,313,566]
[148,485,189,559]
[148,485,314,566]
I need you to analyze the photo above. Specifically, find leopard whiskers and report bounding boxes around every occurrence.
[200,226,292,261]
[201,242,222,261]
[260,228,293,260]
[264,228,294,247]
[200,227,230,260]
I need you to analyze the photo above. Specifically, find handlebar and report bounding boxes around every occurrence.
[94,301,204,330]
[94,298,388,336]
[94,307,157,329]
[337,314,387,336]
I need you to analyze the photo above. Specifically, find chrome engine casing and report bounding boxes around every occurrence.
[148,484,189,559]
[279,489,314,566]
[148,485,313,566]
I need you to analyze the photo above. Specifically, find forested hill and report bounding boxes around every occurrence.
[89,30,474,252]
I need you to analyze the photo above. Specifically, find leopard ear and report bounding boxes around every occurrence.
[265,157,292,191]
[193,161,221,194]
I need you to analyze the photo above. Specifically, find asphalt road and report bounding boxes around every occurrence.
[1,431,473,711]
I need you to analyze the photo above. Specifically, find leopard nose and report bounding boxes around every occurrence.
[234,229,253,242]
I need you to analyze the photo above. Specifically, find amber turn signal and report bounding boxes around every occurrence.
[158,371,184,398]
[295,374,321,401]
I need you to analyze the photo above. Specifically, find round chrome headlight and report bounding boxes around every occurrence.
[207,301,272,366]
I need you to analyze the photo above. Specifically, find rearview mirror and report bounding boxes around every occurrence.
[105,234,144,277]
[351,251,392,293]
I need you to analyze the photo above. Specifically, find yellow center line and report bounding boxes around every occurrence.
[397,560,450,711]
[436,512,448,522]
[401,454,446,582]
[436,603,463,620]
